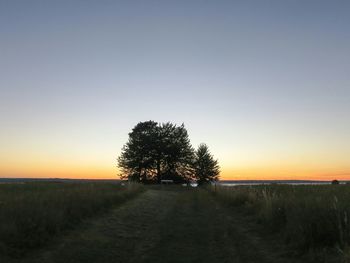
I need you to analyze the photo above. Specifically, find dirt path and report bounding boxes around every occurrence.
[18,188,300,263]
[142,189,298,263]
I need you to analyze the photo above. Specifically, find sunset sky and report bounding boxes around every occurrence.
[1,1,349,180]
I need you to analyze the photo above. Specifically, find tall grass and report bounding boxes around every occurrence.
[212,184,350,253]
[0,182,143,256]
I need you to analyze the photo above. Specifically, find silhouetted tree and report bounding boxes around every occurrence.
[193,144,220,185]
[159,122,195,183]
[118,121,195,183]
[331,179,339,185]
[118,121,159,182]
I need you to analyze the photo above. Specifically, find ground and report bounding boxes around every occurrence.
[9,187,314,263]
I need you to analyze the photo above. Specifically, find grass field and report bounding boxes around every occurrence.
[211,184,350,262]
[0,182,348,263]
[0,182,143,257]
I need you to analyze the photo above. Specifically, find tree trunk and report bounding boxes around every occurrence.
[141,169,147,183]
[156,160,161,184]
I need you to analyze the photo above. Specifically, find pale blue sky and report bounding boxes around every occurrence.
[1,0,349,179]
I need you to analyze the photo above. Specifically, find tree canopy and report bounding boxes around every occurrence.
[118,121,220,184]
[193,143,220,185]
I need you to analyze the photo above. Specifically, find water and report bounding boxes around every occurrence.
[217,181,341,187]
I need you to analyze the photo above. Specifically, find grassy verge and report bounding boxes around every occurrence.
[0,182,143,257]
[211,184,350,261]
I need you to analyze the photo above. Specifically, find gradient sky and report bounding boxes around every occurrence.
[1,0,349,180]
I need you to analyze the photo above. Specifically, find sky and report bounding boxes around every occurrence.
[1,0,349,180]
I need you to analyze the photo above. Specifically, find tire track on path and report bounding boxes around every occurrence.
[18,188,304,263]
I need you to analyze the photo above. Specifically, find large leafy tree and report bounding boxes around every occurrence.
[117,121,159,182]
[193,144,220,185]
[118,121,195,183]
[159,122,195,183]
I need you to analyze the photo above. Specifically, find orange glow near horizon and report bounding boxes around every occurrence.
[1,133,350,181]
[220,168,350,181]
[1,162,350,181]
[1,1,350,183]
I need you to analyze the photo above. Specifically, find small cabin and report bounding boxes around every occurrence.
[161,179,174,185]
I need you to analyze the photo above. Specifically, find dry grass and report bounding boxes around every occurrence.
[0,181,143,257]
[212,184,350,258]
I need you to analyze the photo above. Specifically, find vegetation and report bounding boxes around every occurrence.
[118,121,220,184]
[5,187,299,263]
[211,184,350,260]
[0,182,143,257]
[1,183,348,262]
[118,121,194,183]
[193,143,220,185]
